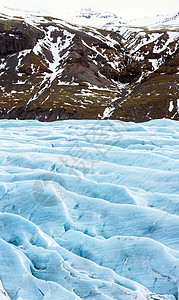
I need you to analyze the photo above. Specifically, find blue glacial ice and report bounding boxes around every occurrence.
[0,119,178,299]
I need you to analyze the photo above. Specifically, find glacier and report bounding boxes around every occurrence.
[0,119,178,300]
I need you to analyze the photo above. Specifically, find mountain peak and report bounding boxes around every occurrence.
[70,7,123,27]
[77,7,119,19]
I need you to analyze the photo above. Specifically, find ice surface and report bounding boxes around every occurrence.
[0,119,179,299]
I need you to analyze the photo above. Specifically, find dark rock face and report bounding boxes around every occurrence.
[0,14,178,122]
[0,20,44,57]
[0,107,78,121]
[61,38,113,87]
[156,52,179,74]
[119,61,142,83]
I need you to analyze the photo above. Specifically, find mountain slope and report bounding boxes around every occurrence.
[0,12,178,121]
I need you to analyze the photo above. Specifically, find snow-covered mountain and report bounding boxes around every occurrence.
[0,8,178,121]
[128,11,179,30]
[71,8,179,29]
[0,4,49,18]
[70,7,124,27]
[0,118,179,299]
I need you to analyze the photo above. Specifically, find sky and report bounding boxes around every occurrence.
[1,0,178,19]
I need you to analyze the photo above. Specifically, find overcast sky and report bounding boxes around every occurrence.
[1,0,178,19]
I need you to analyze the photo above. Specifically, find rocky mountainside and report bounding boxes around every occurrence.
[0,11,178,121]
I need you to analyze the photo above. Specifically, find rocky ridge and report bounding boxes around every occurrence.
[0,11,178,121]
